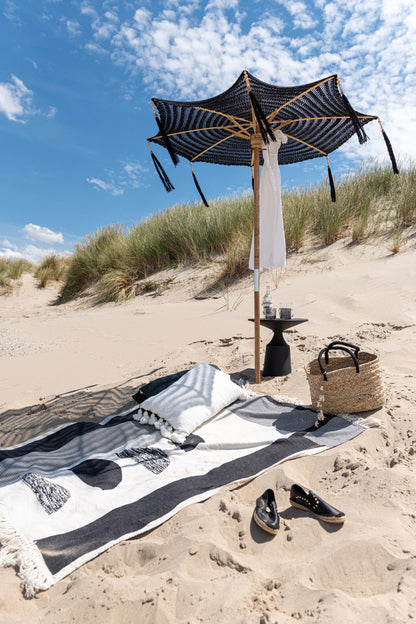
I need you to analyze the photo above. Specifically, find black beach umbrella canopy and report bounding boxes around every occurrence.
[147,70,398,382]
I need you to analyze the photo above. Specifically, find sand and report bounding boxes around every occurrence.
[0,240,415,623]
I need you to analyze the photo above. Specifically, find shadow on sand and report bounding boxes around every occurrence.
[0,367,167,446]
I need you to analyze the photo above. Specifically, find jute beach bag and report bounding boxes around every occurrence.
[305,341,384,414]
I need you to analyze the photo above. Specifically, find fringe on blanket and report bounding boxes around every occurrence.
[0,508,53,598]
[244,392,384,430]
[338,414,384,429]
[271,394,305,406]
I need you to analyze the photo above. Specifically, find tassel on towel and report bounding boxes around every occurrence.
[22,473,70,515]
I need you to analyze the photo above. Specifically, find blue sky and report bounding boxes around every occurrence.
[1,0,415,262]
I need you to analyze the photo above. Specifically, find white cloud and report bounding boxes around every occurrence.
[75,3,314,98]
[0,75,33,122]
[66,19,81,36]
[81,2,118,42]
[3,0,19,22]
[93,5,293,98]
[22,223,64,245]
[80,3,97,20]
[46,105,57,118]
[87,159,147,195]
[86,177,124,195]
[275,0,318,30]
[133,8,151,29]
[1,239,15,248]
[123,160,147,186]
[0,243,69,263]
[104,11,118,22]
[94,21,117,39]
[0,247,24,259]
[0,75,57,123]
[85,42,108,55]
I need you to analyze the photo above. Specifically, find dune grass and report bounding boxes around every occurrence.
[0,254,71,296]
[51,160,415,303]
[57,195,254,302]
[34,253,71,288]
[0,257,33,295]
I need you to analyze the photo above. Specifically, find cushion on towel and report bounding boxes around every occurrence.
[134,363,249,443]
[132,370,189,404]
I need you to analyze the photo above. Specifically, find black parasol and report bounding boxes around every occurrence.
[147,70,398,382]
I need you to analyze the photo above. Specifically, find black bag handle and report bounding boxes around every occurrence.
[318,345,360,381]
[324,341,360,364]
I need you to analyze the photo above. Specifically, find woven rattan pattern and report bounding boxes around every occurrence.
[306,351,385,414]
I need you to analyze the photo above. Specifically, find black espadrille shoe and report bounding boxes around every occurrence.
[253,488,280,535]
[289,484,345,524]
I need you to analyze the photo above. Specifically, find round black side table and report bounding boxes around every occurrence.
[249,318,308,377]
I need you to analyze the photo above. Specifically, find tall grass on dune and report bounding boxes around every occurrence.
[282,186,315,251]
[35,253,70,288]
[57,160,415,303]
[338,163,399,243]
[57,194,254,302]
[393,165,416,228]
[57,225,127,302]
[0,257,33,295]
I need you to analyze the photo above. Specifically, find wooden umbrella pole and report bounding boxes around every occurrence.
[251,132,262,384]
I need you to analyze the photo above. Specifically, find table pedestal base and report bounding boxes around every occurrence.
[249,318,308,379]
[263,332,291,377]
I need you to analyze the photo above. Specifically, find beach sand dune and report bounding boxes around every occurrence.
[1,240,415,623]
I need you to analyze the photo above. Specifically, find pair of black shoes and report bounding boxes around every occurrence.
[253,484,345,535]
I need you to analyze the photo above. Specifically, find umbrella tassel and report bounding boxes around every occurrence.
[381,128,399,174]
[155,116,179,166]
[248,91,275,144]
[150,151,175,192]
[341,94,368,145]
[327,159,336,202]
[191,166,209,207]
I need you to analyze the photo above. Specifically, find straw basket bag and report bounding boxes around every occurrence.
[305,341,384,414]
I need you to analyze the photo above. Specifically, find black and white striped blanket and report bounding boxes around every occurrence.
[0,396,364,596]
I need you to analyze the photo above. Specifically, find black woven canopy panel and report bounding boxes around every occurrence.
[148,71,377,167]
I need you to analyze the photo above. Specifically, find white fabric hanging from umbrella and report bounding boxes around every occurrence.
[249,129,288,270]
